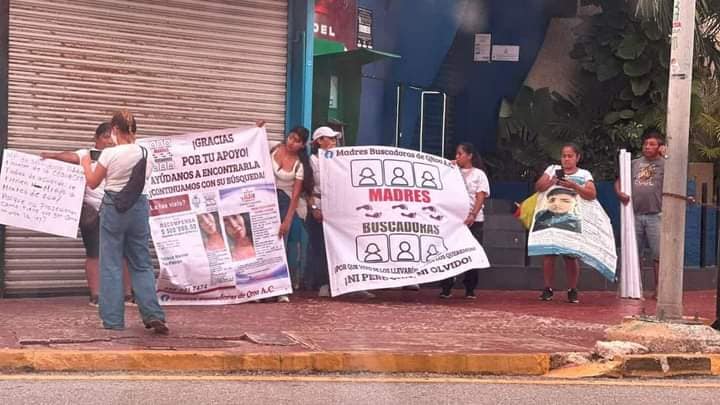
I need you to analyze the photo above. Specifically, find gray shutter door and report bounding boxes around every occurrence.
[5,0,288,296]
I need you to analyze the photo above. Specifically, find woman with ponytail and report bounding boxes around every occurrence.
[80,110,168,334]
[439,142,490,299]
[269,126,314,302]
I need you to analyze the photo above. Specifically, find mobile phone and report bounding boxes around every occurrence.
[89,150,101,161]
[555,168,565,180]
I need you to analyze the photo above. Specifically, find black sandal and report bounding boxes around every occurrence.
[144,319,169,335]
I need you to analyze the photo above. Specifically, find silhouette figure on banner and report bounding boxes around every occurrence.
[397,241,415,261]
[359,167,379,186]
[390,167,409,186]
[426,244,440,261]
[364,243,383,262]
[421,171,437,188]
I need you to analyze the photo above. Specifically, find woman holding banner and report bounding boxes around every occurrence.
[80,110,168,334]
[270,126,314,302]
[439,143,490,299]
[306,126,376,299]
[534,143,596,304]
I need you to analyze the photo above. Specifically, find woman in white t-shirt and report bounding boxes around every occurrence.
[439,143,490,299]
[80,110,168,335]
[534,143,597,304]
[269,126,314,302]
[41,122,133,307]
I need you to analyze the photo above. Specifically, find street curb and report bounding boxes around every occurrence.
[619,354,715,378]
[547,355,720,378]
[0,350,550,375]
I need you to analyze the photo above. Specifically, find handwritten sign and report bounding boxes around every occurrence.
[0,149,86,238]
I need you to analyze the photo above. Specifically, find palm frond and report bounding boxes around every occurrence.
[634,0,720,77]
[696,112,720,140]
[693,141,720,159]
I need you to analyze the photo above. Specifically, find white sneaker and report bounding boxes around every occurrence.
[318,285,330,297]
[353,290,376,299]
[277,295,290,303]
[402,284,420,291]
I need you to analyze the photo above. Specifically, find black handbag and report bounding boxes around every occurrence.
[111,146,148,213]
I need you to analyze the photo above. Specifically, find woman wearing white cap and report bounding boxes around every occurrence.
[307,126,375,298]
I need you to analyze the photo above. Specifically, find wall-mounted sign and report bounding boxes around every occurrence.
[492,45,520,62]
[357,7,373,49]
[315,0,358,51]
[473,33,491,62]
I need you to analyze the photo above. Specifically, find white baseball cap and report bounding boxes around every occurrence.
[312,126,342,141]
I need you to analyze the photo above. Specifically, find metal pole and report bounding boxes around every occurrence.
[419,92,425,152]
[656,0,696,320]
[419,91,442,153]
[395,84,401,147]
[441,93,447,157]
[714,183,720,329]
[0,0,8,297]
[301,0,314,131]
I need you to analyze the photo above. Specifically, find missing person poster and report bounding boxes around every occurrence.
[527,183,617,281]
[139,127,291,305]
[0,149,85,238]
[320,146,490,296]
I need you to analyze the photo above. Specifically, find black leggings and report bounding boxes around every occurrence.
[440,222,484,292]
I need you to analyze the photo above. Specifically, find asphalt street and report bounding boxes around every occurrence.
[2,374,720,405]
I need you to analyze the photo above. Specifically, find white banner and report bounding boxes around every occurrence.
[0,149,85,238]
[527,186,617,281]
[139,127,291,305]
[320,146,490,296]
[619,149,642,298]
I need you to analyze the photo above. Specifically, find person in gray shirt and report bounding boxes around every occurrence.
[615,128,665,298]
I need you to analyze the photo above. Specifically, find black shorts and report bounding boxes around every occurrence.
[80,221,100,258]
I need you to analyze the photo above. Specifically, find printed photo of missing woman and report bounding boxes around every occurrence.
[222,212,256,262]
[531,187,582,234]
[196,212,226,252]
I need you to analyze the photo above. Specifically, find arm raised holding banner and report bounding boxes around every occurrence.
[41,151,81,164]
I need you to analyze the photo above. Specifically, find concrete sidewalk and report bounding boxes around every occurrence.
[0,290,716,375]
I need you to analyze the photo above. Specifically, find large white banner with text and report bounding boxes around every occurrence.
[0,149,85,238]
[139,127,291,305]
[320,146,490,296]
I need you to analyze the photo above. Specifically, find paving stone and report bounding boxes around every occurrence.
[0,290,715,354]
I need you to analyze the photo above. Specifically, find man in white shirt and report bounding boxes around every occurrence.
[42,122,133,307]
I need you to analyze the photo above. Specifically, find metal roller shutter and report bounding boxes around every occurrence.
[5,0,288,296]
